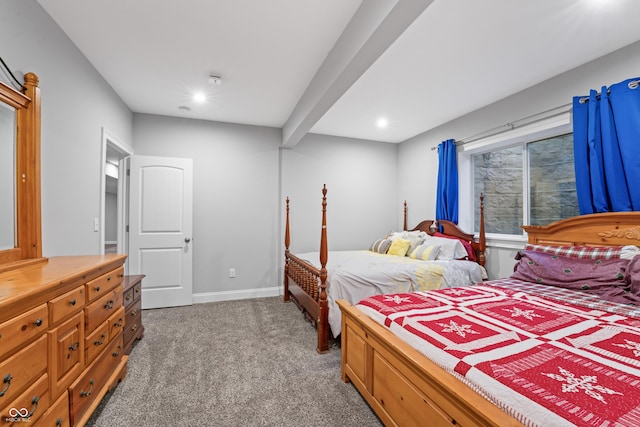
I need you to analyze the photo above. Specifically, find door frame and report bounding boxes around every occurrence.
[99,128,133,257]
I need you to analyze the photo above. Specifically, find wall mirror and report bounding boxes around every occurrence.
[0,73,42,270]
[0,101,15,250]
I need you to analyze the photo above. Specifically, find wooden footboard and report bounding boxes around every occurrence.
[284,186,487,354]
[283,186,330,353]
[337,299,523,427]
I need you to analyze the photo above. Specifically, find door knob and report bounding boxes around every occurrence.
[185,237,191,243]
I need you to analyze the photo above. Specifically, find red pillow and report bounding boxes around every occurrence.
[433,232,476,262]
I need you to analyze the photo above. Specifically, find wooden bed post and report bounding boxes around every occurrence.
[478,193,486,267]
[283,197,290,302]
[403,200,407,231]
[317,185,329,353]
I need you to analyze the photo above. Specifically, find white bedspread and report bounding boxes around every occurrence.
[295,250,487,336]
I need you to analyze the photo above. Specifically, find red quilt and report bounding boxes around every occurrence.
[356,284,640,427]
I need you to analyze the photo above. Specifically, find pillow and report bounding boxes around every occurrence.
[421,235,468,260]
[409,243,441,261]
[370,239,392,254]
[405,236,424,255]
[387,230,427,241]
[387,238,411,256]
[523,244,640,260]
[511,250,630,298]
[433,232,476,261]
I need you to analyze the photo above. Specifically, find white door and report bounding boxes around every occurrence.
[129,155,193,309]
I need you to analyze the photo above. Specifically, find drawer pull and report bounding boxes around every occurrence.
[56,417,63,426]
[107,276,112,281]
[80,379,95,397]
[131,324,138,332]
[70,298,77,306]
[69,342,79,352]
[112,345,122,357]
[125,294,132,301]
[27,396,39,417]
[0,373,13,397]
[34,318,43,327]
[135,287,140,294]
[131,309,138,316]
[104,300,114,310]
[114,320,123,328]
[94,334,106,346]
[95,286,101,292]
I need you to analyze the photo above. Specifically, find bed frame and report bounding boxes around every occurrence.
[283,185,487,353]
[337,211,640,427]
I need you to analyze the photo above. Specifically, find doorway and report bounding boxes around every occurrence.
[100,128,133,271]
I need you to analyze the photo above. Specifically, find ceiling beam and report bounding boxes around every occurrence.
[281,0,434,147]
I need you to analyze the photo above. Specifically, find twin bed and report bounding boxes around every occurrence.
[283,186,640,426]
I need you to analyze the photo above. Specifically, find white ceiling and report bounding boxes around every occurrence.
[37,0,640,144]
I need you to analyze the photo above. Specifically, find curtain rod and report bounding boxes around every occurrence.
[577,79,639,104]
[430,102,572,151]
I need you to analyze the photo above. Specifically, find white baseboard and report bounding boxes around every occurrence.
[192,286,281,304]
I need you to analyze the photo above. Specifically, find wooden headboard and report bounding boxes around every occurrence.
[409,195,487,266]
[522,211,640,246]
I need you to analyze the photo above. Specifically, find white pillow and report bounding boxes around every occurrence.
[421,235,468,260]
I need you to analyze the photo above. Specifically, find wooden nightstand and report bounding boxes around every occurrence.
[122,275,145,354]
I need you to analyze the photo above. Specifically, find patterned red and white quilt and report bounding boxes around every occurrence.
[356,284,640,427]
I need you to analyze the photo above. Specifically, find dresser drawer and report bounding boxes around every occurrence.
[85,266,124,302]
[84,287,123,334]
[0,304,48,359]
[123,299,142,346]
[0,335,47,408]
[123,286,135,308]
[84,322,109,365]
[48,312,84,400]
[36,390,69,427]
[69,333,124,425]
[48,286,84,325]
[108,307,125,341]
[0,373,50,426]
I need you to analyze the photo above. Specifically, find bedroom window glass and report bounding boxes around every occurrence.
[473,132,577,236]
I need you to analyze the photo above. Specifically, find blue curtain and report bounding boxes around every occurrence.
[435,139,458,224]
[572,77,640,214]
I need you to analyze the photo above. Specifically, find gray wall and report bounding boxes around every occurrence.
[398,40,640,279]
[0,0,133,257]
[281,133,400,255]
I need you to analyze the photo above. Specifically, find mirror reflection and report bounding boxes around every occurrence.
[0,102,16,250]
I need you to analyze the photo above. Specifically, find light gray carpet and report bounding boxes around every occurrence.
[86,297,383,427]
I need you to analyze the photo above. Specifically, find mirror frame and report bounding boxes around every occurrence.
[0,73,42,270]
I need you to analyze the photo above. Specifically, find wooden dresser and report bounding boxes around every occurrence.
[122,275,144,354]
[0,255,128,426]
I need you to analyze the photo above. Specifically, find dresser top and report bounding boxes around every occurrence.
[0,254,127,323]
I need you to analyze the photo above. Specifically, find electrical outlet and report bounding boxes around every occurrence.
[93,218,99,232]
[229,268,236,278]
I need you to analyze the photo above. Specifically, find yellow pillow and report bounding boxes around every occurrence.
[387,238,411,256]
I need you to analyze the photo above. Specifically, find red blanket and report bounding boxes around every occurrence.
[356,284,640,426]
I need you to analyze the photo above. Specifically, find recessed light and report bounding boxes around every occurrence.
[377,118,388,128]
[178,106,191,113]
[193,92,206,103]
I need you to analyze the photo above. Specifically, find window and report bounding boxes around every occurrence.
[472,132,578,236]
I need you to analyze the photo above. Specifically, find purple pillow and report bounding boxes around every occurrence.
[510,250,640,304]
